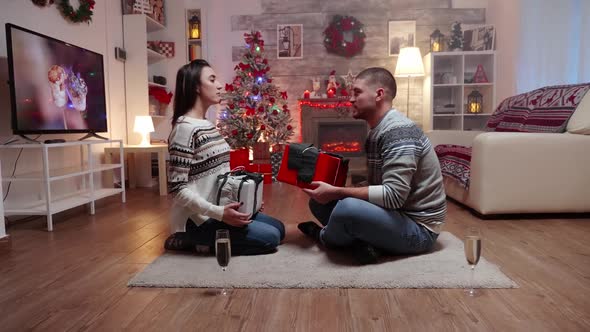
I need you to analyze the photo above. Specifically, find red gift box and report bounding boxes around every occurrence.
[277,144,348,189]
[229,148,250,169]
[262,173,272,184]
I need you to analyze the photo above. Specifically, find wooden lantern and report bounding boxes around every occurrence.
[467,90,483,113]
[430,29,444,52]
[189,15,201,40]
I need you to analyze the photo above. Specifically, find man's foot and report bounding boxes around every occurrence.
[297,221,323,242]
[352,242,381,265]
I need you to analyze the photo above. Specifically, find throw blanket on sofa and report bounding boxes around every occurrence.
[435,83,590,189]
[434,145,472,188]
[486,83,590,133]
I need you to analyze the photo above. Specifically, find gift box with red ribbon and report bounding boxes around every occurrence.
[229,148,250,169]
[277,144,349,189]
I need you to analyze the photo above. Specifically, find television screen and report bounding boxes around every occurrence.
[5,23,108,134]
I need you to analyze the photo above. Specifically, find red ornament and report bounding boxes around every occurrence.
[287,125,293,130]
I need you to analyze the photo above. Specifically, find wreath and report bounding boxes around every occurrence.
[323,15,366,57]
[57,0,95,24]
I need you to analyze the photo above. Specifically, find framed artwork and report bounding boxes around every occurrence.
[277,24,303,59]
[388,20,416,56]
[463,25,495,51]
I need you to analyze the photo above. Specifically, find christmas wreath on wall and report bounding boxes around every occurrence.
[323,15,366,57]
[57,0,95,24]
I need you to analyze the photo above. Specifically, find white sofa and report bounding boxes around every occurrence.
[427,86,590,215]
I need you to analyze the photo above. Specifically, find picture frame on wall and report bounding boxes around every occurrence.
[388,20,416,56]
[463,25,495,51]
[277,24,303,59]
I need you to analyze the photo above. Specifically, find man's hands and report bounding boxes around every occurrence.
[302,181,342,204]
[222,202,251,227]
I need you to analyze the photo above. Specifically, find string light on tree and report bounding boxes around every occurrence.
[218,31,294,149]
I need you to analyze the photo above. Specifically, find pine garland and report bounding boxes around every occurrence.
[323,15,366,57]
[57,0,95,24]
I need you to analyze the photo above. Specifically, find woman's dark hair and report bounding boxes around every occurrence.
[171,59,211,126]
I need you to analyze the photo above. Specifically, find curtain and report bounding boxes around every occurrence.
[516,0,589,93]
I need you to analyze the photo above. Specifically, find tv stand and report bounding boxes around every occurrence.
[2,135,41,145]
[78,132,109,141]
[0,140,125,231]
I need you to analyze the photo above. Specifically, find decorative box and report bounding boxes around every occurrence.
[216,171,263,216]
[277,144,349,189]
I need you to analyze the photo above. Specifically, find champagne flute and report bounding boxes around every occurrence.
[215,229,231,296]
[464,227,482,296]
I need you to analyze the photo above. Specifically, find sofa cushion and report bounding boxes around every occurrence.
[486,83,590,133]
[566,89,590,134]
[434,144,472,189]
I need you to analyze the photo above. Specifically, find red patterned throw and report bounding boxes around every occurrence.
[486,83,590,133]
[434,145,472,189]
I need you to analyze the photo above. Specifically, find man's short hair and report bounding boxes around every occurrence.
[356,67,397,99]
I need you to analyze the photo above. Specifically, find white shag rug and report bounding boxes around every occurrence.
[128,232,517,289]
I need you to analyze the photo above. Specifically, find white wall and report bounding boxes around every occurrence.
[487,0,521,103]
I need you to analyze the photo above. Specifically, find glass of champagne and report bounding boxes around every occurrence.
[464,227,482,297]
[215,229,231,296]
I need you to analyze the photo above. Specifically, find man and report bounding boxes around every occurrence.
[298,67,446,264]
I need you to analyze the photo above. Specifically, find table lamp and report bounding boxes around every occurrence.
[394,47,425,118]
[133,115,154,146]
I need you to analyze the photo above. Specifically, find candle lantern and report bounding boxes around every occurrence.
[467,89,483,113]
[189,15,201,39]
[430,29,444,52]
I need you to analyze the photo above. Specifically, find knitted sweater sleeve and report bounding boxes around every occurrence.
[367,130,420,210]
[168,128,225,221]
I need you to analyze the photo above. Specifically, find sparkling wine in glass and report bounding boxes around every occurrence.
[215,229,231,296]
[464,227,482,297]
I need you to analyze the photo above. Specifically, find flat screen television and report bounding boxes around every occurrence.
[5,23,108,135]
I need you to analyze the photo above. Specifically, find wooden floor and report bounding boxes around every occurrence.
[1,183,589,331]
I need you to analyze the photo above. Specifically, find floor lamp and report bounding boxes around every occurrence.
[394,47,425,118]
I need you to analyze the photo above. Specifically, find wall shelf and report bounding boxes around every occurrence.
[423,51,497,131]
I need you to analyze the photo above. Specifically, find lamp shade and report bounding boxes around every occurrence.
[133,116,154,134]
[134,115,154,146]
[394,47,425,77]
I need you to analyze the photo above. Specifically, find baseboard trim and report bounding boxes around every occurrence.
[0,234,11,252]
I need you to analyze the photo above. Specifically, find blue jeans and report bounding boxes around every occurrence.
[186,212,285,255]
[309,198,438,255]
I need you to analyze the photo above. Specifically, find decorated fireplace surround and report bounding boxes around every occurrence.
[299,99,368,172]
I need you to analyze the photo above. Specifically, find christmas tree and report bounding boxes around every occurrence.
[448,21,463,51]
[218,31,294,150]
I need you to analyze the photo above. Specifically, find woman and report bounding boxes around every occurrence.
[165,59,285,255]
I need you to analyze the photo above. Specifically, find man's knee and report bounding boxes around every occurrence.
[332,197,364,220]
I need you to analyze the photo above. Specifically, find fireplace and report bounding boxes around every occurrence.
[300,99,368,172]
[317,122,365,157]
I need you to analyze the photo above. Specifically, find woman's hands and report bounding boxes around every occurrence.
[222,202,252,227]
[259,201,264,212]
